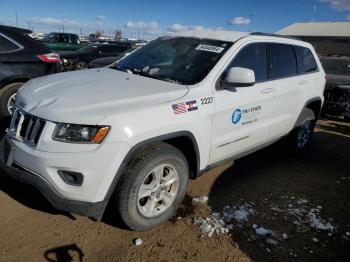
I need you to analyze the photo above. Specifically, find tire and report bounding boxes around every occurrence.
[0,82,23,117]
[287,119,316,151]
[74,61,88,70]
[116,142,189,231]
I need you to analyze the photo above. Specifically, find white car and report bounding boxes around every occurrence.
[0,30,325,231]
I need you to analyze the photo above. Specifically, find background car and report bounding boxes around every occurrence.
[59,42,133,71]
[0,25,61,117]
[88,47,137,68]
[42,32,82,51]
[321,56,350,121]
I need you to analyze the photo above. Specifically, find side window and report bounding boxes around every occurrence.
[227,43,267,82]
[0,34,21,53]
[267,44,297,79]
[59,34,69,43]
[69,35,77,44]
[294,46,318,73]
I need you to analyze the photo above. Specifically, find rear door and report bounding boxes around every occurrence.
[210,42,276,163]
[265,43,302,139]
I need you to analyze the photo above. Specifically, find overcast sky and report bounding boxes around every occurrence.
[1,0,350,38]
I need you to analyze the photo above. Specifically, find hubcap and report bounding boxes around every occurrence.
[297,121,312,149]
[137,164,179,218]
[7,93,16,115]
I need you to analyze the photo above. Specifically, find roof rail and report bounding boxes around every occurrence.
[250,32,300,40]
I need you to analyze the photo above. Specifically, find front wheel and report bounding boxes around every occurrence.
[116,143,189,231]
[0,82,23,117]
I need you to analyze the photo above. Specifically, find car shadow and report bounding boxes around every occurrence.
[207,127,350,261]
[44,243,84,262]
[0,173,76,220]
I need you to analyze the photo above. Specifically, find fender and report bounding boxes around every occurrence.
[97,131,200,220]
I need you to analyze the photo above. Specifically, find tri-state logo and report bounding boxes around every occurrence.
[232,108,242,124]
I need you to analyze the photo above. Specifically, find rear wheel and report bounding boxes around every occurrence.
[287,119,316,151]
[0,82,23,117]
[116,143,189,231]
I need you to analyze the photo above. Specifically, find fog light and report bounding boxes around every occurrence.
[58,170,84,186]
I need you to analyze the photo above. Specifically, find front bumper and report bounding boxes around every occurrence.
[0,137,105,219]
[0,135,130,220]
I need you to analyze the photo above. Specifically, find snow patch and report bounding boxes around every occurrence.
[307,210,335,232]
[192,196,209,204]
[255,227,270,237]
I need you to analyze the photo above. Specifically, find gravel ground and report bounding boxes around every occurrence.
[0,119,349,262]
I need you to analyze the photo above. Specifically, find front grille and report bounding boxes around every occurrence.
[8,108,46,146]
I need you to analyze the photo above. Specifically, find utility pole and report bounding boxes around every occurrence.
[248,14,253,32]
[15,10,18,27]
[312,0,317,22]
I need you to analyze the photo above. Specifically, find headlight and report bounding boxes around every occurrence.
[53,124,110,144]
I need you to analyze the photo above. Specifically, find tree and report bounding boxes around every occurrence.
[115,30,122,40]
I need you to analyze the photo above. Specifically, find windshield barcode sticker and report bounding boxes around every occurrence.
[196,44,225,53]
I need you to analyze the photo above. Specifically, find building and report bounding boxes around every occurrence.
[276,22,350,57]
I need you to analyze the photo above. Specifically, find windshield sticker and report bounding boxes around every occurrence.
[196,44,225,53]
[232,106,262,125]
[172,100,198,115]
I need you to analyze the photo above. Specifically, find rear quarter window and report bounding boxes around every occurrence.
[0,33,21,53]
[294,46,318,73]
[267,43,297,79]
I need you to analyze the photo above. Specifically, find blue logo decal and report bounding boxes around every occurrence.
[232,109,242,124]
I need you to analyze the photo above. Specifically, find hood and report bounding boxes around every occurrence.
[16,68,188,124]
[326,74,350,89]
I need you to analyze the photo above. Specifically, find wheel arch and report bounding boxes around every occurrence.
[0,77,30,92]
[98,131,200,220]
[294,97,322,128]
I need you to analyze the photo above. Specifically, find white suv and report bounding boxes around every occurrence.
[0,30,325,231]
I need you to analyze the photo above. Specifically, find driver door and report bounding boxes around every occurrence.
[210,43,275,164]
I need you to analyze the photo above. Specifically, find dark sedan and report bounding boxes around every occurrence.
[59,42,132,71]
[0,25,61,117]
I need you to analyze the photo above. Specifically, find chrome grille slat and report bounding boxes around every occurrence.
[25,118,34,140]
[29,119,41,143]
[7,107,45,147]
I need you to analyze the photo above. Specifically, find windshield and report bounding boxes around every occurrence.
[112,37,233,85]
[322,58,350,76]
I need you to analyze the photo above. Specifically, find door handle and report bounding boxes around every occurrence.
[261,88,274,94]
[298,81,307,85]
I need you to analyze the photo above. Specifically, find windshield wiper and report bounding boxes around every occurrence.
[112,66,183,84]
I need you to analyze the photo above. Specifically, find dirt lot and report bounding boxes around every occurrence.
[0,119,349,262]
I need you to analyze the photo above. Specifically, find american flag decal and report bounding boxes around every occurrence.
[172,102,187,114]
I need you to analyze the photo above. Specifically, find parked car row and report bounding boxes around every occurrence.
[59,42,132,71]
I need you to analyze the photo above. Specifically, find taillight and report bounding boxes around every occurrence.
[38,53,61,63]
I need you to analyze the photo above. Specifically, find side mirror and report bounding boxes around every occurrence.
[225,67,255,87]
